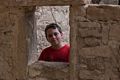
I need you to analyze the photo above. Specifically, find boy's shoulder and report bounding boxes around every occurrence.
[43,46,52,51]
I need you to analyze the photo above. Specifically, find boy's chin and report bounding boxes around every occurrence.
[51,43,59,46]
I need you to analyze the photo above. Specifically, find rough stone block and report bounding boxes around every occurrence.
[101,22,109,45]
[79,46,112,58]
[8,0,85,6]
[28,61,69,80]
[86,4,120,21]
[109,22,120,41]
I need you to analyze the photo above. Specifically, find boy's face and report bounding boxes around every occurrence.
[46,28,63,46]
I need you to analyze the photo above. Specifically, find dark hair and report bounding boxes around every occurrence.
[45,23,62,38]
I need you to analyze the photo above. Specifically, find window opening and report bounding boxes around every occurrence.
[28,6,70,65]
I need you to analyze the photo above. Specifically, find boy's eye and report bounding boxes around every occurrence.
[53,32,58,36]
[48,32,59,37]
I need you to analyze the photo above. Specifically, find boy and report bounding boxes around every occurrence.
[38,23,70,62]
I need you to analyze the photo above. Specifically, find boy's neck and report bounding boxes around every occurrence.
[51,43,65,49]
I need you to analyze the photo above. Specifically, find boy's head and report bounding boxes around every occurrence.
[45,23,62,38]
[45,23,63,46]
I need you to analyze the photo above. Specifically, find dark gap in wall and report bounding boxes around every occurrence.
[92,0,101,4]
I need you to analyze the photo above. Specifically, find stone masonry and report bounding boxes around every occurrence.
[91,0,119,4]
[0,0,120,80]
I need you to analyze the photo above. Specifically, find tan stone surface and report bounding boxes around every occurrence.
[28,61,69,80]
[109,22,120,41]
[79,46,112,58]
[87,4,120,20]
[0,7,27,80]
[99,0,119,4]
[0,0,84,6]
[91,0,119,4]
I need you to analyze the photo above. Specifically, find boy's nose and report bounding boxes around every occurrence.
[52,35,56,38]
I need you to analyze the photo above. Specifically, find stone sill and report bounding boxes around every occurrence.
[28,61,69,79]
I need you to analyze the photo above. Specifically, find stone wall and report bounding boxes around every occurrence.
[77,4,120,80]
[0,0,120,80]
[28,61,69,80]
[91,0,119,4]
[28,4,120,80]
[0,6,27,80]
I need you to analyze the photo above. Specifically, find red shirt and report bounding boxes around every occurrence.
[38,44,70,62]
